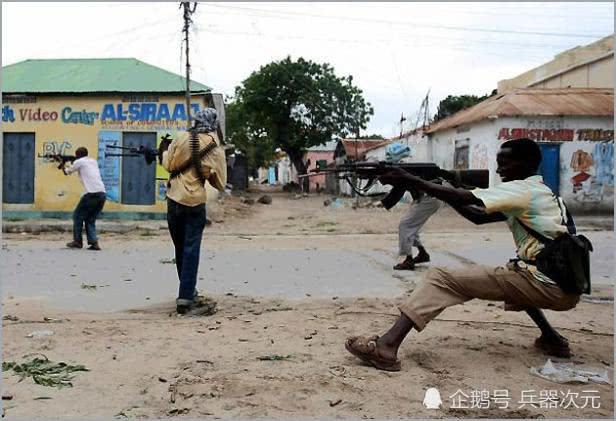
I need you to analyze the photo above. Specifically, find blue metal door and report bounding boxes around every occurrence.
[538,143,560,194]
[121,132,156,205]
[2,132,35,204]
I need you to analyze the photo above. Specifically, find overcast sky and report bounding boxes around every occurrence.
[2,2,614,137]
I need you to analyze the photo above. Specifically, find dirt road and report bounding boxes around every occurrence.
[1,191,613,418]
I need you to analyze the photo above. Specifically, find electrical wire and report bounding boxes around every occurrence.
[200,3,608,39]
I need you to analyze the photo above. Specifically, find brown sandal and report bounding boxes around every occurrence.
[534,335,572,358]
[345,335,401,371]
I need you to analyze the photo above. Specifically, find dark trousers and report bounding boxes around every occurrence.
[73,192,106,244]
[166,198,206,301]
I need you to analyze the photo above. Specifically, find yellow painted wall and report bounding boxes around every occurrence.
[2,94,220,214]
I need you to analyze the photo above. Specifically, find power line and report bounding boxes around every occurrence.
[201,3,607,39]
[193,25,558,61]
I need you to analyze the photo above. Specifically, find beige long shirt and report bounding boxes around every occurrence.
[162,131,227,206]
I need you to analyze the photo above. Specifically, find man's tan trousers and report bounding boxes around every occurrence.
[399,265,580,331]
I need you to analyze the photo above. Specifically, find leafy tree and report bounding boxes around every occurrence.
[226,56,374,190]
[357,134,385,140]
[226,100,277,171]
[433,90,497,122]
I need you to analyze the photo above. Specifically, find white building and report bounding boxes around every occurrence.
[424,88,614,213]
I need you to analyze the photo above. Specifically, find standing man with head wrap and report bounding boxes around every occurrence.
[160,107,227,315]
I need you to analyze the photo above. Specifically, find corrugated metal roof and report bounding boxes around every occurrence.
[426,88,614,134]
[2,58,211,94]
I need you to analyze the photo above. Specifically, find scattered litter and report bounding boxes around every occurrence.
[329,198,345,209]
[423,387,442,409]
[123,279,132,282]
[2,315,19,321]
[158,377,167,383]
[329,399,342,407]
[530,359,612,384]
[2,393,13,400]
[167,407,190,415]
[257,195,272,205]
[80,283,97,291]
[257,354,292,361]
[2,355,88,388]
[581,295,614,304]
[26,330,54,339]
[33,396,52,400]
[159,258,176,264]
[238,236,253,240]
[43,317,63,323]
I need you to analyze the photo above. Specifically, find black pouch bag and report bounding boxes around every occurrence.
[516,200,593,295]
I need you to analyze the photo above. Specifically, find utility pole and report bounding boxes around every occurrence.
[399,113,406,140]
[180,1,197,124]
[423,89,431,130]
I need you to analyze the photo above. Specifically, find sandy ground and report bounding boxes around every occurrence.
[1,188,614,418]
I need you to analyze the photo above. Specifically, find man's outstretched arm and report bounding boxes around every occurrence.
[450,204,507,225]
[379,169,483,207]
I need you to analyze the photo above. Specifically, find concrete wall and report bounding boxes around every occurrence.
[428,116,614,213]
[304,150,334,191]
[2,93,219,217]
[497,35,614,92]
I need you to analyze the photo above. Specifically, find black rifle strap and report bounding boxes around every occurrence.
[167,133,217,188]
[515,195,575,245]
[190,130,207,187]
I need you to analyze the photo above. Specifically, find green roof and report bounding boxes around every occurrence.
[2,58,211,94]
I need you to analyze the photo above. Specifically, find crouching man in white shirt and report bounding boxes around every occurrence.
[62,147,107,250]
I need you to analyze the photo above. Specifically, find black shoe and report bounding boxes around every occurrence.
[413,251,430,264]
[176,297,217,316]
[66,241,83,249]
[393,257,415,271]
[87,242,101,251]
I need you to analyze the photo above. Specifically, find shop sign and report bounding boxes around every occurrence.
[100,102,201,122]
[499,128,614,142]
[2,105,15,122]
[498,128,574,141]
[18,108,59,122]
[61,107,99,125]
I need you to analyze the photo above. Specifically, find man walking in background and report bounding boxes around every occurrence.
[63,147,106,251]
[394,188,440,270]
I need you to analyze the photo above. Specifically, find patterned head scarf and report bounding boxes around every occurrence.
[193,108,218,133]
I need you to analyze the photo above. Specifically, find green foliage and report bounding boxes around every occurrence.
[3,356,88,388]
[226,56,374,173]
[357,134,385,140]
[226,100,277,169]
[433,90,497,122]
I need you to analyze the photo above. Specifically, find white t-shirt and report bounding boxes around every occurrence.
[471,175,568,284]
[65,157,106,194]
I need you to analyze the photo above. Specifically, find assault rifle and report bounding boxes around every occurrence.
[105,145,158,165]
[299,161,489,210]
[38,153,77,170]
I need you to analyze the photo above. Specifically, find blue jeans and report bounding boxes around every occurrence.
[166,198,206,301]
[73,192,106,244]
